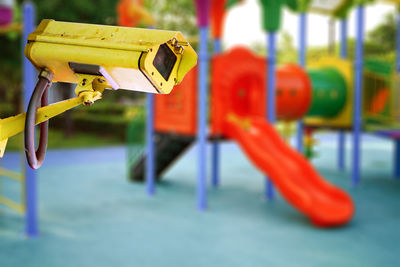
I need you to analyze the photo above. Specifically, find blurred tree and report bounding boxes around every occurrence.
[34,0,118,25]
[0,0,197,115]
[0,0,120,114]
[367,13,396,52]
[250,31,299,63]
[278,31,297,63]
[249,11,397,64]
[250,41,266,56]
[145,0,197,37]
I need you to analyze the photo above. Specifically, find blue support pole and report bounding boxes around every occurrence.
[297,13,307,153]
[214,38,222,55]
[338,19,348,171]
[145,25,156,195]
[338,131,346,170]
[211,38,222,187]
[352,6,365,186]
[265,32,276,200]
[197,26,209,210]
[146,93,155,195]
[397,11,400,120]
[395,140,400,179]
[22,2,38,237]
[395,12,400,179]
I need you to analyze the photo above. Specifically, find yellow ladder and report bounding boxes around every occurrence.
[0,149,26,214]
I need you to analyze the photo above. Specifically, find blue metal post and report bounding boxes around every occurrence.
[211,38,222,187]
[395,140,400,179]
[397,11,400,110]
[265,32,276,200]
[352,6,365,186]
[338,19,348,171]
[297,13,307,153]
[395,12,400,179]
[214,38,222,55]
[145,24,156,195]
[22,2,38,237]
[146,93,155,195]
[197,27,209,210]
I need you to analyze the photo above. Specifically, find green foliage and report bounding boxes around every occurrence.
[306,38,396,63]
[0,0,196,118]
[367,13,396,52]
[277,31,297,63]
[250,41,266,56]
[251,31,299,63]
[0,0,120,116]
[145,0,197,36]
[6,130,123,151]
[250,10,397,65]
[0,2,23,112]
[126,108,145,169]
[50,101,142,140]
[33,0,118,25]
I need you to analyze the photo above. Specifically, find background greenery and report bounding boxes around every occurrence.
[0,0,197,149]
[0,1,397,149]
[251,13,397,63]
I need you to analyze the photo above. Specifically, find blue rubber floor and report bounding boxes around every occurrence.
[0,133,399,267]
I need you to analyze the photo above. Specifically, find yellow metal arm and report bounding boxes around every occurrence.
[1,97,84,139]
[0,74,104,158]
[0,94,99,157]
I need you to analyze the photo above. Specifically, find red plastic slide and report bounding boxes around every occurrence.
[224,116,354,227]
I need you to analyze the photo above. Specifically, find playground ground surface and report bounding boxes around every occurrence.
[0,133,399,267]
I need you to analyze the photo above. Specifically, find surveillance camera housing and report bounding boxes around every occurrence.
[25,20,197,94]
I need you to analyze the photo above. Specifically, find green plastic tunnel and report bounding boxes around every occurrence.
[306,68,347,118]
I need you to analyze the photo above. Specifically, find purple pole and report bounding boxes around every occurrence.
[211,38,222,187]
[352,6,364,186]
[0,6,13,26]
[297,13,307,153]
[265,32,276,200]
[338,19,348,171]
[22,2,38,237]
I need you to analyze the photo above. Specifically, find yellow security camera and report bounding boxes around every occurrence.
[25,19,197,94]
[0,20,197,169]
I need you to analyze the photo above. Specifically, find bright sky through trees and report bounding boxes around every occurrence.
[224,0,395,49]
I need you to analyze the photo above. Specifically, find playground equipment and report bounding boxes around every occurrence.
[0,0,14,26]
[0,0,22,34]
[304,0,400,184]
[130,46,356,226]
[128,0,400,227]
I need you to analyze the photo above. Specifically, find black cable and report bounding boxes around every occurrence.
[24,69,53,169]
